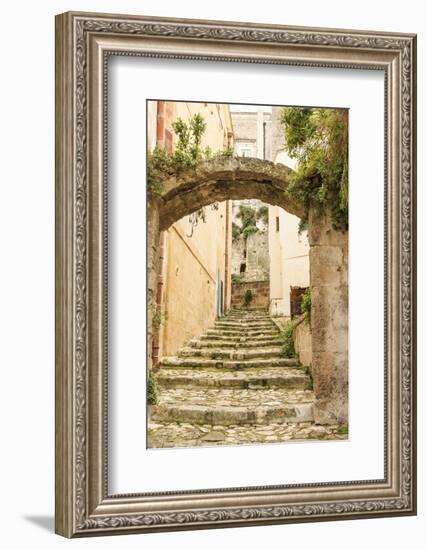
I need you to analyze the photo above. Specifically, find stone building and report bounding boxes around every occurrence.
[229,109,272,309]
[148,101,234,359]
[231,199,269,282]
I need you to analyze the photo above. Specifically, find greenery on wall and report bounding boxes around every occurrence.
[147,373,158,405]
[280,107,349,231]
[232,204,269,242]
[301,287,312,324]
[147,113,233,198]
[280,320,296,358]
[256,205,269,225]
[231,273,242,284]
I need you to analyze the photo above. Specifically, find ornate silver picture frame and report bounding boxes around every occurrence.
[55,11,417,537]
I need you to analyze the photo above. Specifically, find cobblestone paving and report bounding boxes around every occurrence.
[147,421,348,448]
[158,388,314,407]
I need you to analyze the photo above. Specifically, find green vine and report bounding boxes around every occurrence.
[243,289,253,306]
[301,287,311,324]
[280,107,349,231]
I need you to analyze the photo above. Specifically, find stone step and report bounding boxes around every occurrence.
[150,388,314,425]
[206,328,280,337]
[228,307,268,312]
[147,421,347,448]
[226,310,269,314]
[224,313,270,319]
[156,367,311,390]
[178,347,283,361]
[214,322,275,330]
[189,338,281,349]
[159,357,299,369]
[222,316,270,322]
[200,333,281,343]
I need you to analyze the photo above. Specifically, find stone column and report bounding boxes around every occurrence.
[309,211,348,425]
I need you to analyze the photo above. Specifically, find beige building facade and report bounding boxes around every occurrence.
[148,101,233,359]
[268,107,310,317]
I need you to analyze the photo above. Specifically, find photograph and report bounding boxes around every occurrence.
[146,100,349,449]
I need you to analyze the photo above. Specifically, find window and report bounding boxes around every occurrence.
[276,216,280,232]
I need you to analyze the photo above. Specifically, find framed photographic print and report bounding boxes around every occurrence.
[55,11,417,537]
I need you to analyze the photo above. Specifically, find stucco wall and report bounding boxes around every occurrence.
[268,139,310,316]
[268,205,310,316]
[160,223,218,355]
[154,101,233,357]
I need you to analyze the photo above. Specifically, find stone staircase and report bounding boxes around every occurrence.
[148,309,320,447]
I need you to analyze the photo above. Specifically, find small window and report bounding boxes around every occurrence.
[276,216,280,232]
[240,263,246,274]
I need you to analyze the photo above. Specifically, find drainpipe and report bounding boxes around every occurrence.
[224,200,230,313]
[152,231,165,368]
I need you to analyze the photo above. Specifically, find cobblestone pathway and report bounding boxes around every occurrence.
[148,309,347,448]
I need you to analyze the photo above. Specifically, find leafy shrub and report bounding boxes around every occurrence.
[147,373,158,405]
[243,289,253,306]
[281,321,296,358]
[301,287,311,324]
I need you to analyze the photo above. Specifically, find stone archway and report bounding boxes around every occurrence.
[148,156,348,424]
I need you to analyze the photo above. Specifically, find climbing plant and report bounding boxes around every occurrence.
[148,113,234,197]
[301,287,312,325]
[148,113,234,236]
[233,205,258,241]
[233,204,270,241]
[280,107,348,231]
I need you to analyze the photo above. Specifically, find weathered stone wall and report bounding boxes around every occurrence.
[245,230,269,281]
[231,234,245,275]
[231,280,270,310]
[309,210,348,424]
[231,199,270,283]
[147,199,160,370]
[293,316,312,368]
